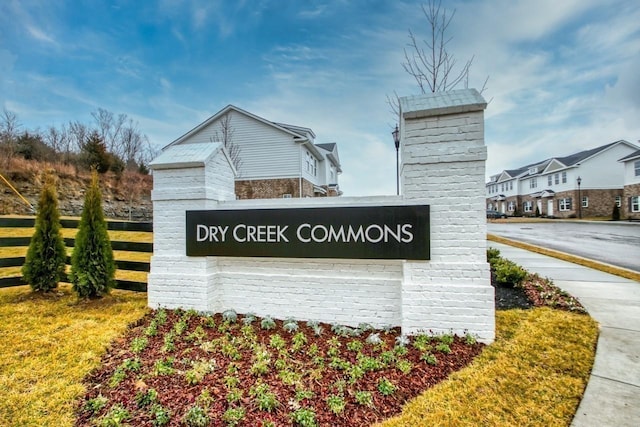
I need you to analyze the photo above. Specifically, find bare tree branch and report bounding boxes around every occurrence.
[212,113,242,173]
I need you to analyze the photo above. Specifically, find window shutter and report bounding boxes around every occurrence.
[631,197,634,211]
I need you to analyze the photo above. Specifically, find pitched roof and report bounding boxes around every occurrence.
[619,149,640,162]
[489,140,636,182]
[315,143,342,172]
[557,141,619,166]
[164,105,312,149]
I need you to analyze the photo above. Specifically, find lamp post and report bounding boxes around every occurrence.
[392,124,400,195]
[577,176,582,219]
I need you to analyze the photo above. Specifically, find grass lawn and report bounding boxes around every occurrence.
[0,285,148,426]
[0,284,597,426]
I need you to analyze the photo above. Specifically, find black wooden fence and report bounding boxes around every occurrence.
[0,217,152,292]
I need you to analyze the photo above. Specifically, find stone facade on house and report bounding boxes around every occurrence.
[487,140,639,219]
[235,178,338,199]
[623,183,640,220]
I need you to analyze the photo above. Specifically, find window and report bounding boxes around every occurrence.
[523,201,533,212]
[616,196,621,207]
[632,196,640,213]
[548,175,552,186]
[582,196,589,208]
[529,178,537,189]
[304,151,317,176]
[554,173,559,185]
[508,201,515,212]
[559,198,572,211]
[509,182,513,190]
[283,194,292,199]
[562,172,567,183]
[635,160,640,177]
[501,183,504,192]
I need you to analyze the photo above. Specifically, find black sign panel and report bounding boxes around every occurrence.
[186,205,429,260]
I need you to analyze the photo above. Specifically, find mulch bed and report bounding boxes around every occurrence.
[75,267,582,426]
[75,312,484,426]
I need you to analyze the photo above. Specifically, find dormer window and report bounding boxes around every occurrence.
[528,167,538,175]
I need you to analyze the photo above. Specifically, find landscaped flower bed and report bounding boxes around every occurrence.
[75,310,484,426]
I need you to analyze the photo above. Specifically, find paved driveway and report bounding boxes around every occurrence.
[487,221,640,272]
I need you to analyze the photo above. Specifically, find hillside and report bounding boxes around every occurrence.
[0,158,152,221]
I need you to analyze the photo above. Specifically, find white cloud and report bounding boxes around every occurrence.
[26,24,57,44]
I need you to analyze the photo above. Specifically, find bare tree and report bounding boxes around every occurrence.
[43,125,68,155]
[212,113,242,173]
[0,108,21,165]
[91,108,126,154]
[388,0,488,115]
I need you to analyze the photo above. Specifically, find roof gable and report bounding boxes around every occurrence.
[316,143,342,172]
[164,105,310,149]
[542,159,566,173]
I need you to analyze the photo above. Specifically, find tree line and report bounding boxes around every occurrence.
[0,107,158,175]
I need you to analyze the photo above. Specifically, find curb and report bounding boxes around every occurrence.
[487,234,640,283]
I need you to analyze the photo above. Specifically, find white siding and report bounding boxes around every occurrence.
[623,158,640,185]
[578,143,638,189]
[178,110,302,180]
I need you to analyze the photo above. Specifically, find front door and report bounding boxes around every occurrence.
[547,199,554,217]
[537,200,542,216]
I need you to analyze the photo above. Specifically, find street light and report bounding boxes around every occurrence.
[392,124,400,195]
[577,176,582,219]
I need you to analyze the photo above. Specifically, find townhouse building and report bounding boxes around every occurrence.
[487,140,639,218]
[163,105,342,199]
[619,149,640,220]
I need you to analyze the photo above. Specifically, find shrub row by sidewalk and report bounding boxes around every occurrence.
[488,248,587,314]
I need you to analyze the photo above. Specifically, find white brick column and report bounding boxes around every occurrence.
[148,143,235,312]
[399,89,495,342]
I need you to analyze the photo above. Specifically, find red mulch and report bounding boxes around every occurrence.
[75,311,484,426]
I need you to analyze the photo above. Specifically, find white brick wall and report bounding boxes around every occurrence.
[149,89,495,343]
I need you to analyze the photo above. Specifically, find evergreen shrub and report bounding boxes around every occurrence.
[69,170,115,298]
[21,173,67,292]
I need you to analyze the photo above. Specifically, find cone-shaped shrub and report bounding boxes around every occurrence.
[70,170,115,298]
[21,173,67,292]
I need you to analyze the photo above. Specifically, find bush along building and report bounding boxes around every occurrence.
[162,105,342,199]
[619,148,640,220]
[486,140,640,219]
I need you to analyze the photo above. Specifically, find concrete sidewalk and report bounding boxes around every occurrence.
[488,242,640,427]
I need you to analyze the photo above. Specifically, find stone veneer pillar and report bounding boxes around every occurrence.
[399,89,495,341]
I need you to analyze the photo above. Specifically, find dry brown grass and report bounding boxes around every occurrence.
[378,308,598,427]
[0,284,148,427]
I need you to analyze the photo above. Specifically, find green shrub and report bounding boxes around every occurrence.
[69,170,115,298]
[493,258,527,288]
[612,203,620,221]
[486,247,501,265]
[21,174,67,292]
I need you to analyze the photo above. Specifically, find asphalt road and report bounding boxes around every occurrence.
[487,221,640,273]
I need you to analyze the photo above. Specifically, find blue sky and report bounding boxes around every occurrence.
[1,0,639,196]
